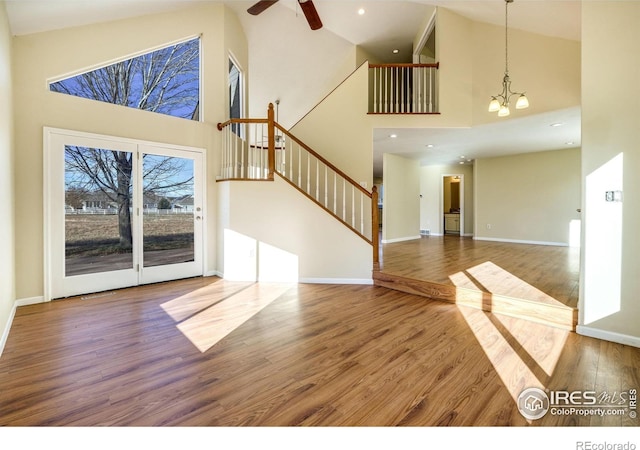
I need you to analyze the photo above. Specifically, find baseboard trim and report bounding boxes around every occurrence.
[299,277,373,285]
[213,274,373,285]
[1,296,45,357]
[16,296,45,307]
[381,235,421,244]
[0,304,16,358]
[577,325,640,348]
[205,270,222,278]
[474,236,568,247]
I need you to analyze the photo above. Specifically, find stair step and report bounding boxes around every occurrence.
[373,271,577,331]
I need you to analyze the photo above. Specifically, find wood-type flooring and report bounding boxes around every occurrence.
[376,235,580,329]
[1,276,637,427]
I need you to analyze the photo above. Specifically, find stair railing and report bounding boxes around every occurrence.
[368,63,440,114]
[217,104,379,265]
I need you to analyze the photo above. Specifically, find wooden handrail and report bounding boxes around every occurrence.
[218,103,378,263]
[275,172,372,245]
[274,123,371,198]
[369,62,439,69]
[217,117,268,131]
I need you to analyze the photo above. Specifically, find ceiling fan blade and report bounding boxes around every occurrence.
[298,0,323,30]
[247,0,279,16]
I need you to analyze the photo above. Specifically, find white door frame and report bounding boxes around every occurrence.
[43,127,206,301]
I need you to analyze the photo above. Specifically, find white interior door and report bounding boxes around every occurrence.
[45,128,204,300]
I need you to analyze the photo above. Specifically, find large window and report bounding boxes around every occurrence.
[50,37,200,121]
[229,56,243,135]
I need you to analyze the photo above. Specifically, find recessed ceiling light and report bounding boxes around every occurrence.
[389,134,397,138]
[459,161,465,165]
[358,8,365,15]
[459,155,466,159]
[426,144,434,148]
[392,49,399,54]
[566,141,575,145]
[550,123,564,127]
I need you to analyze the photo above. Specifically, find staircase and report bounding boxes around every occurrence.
[217,64,576,331]
[217,103,380,267]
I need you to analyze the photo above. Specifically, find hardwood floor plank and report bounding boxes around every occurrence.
[376,236,579,330]
[0,277,637,427]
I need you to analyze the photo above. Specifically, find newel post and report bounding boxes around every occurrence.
[372,185,380,269]
[267,103,275,180]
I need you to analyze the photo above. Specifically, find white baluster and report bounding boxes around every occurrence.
[351,185,355,228]
[373,67,377,113]
[324,165,328,208]
[333,171,338,214]
[298,145,302,188]
[316,158,320,200]
[360,192,364,235]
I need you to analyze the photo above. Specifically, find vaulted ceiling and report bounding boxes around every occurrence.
[4,0,582,174]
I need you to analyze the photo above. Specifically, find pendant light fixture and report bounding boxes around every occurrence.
[488,0,529,117]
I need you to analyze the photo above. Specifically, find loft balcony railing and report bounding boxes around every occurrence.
[217,104,379,266]
[368,63,440,114]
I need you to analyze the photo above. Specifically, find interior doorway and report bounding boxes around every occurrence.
[442,174,464,236]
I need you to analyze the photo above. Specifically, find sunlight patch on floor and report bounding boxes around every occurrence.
[451,260,570,393]
[162,281,293,353]
[449,261,565,307]
[458,305,569,403]
[160,280,254,322]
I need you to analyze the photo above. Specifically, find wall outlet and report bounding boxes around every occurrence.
[486,223,492,229]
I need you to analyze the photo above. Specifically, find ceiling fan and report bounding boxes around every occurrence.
[247,0,323,30]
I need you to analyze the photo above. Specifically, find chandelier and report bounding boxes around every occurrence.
[488,0,529,117]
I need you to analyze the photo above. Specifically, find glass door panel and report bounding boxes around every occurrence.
[65,145,134,276]
[46,129,204,300]
[142,154,195,268]
[137,144,203,286]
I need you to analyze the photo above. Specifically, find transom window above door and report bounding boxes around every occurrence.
[49,37,201,121]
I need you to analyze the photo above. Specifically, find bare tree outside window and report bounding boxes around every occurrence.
[50,37,200,120]
[65,147,193,252]
[57,38,200,255]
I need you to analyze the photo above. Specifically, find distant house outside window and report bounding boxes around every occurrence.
[49,37,201,121]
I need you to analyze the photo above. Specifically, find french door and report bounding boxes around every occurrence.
[45,128,205,300]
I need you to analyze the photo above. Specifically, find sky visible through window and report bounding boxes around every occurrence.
[50,38,200,121]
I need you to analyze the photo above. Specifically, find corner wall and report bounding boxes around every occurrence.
[290,63,373,189]
[0,1,16,354]
[383,154,420,243]
[579,2,640,346]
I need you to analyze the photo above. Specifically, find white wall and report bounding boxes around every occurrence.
[579,2,640,346]
[290,63,372,189]
[470,17,581,127]
[238,2,357,129]
[218,177,372,283]
[474,148,581,245]
[0,1,16,354]
[383,153,420,243]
